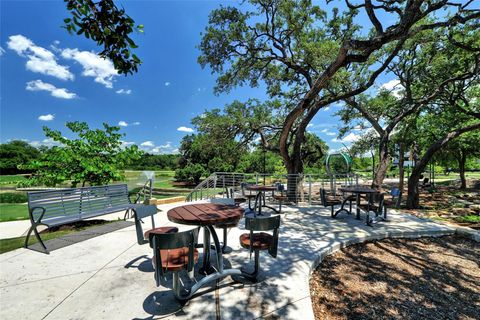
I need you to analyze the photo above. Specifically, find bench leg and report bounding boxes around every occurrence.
[25,224,49,254]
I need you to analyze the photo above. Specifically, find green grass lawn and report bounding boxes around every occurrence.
[455,215,480,224]
[0,203,29,222]
[0,174,27,186]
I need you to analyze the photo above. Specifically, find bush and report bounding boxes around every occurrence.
[175,164,207,185]
[0,193,28,203]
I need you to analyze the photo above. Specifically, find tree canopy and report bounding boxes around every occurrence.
[63,0,143,75]
[199,0,480,174]
[23,121,141,187]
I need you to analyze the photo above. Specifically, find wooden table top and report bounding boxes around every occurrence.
[246,185,277,192]
[339,186,379,194]
[167,203,244,226]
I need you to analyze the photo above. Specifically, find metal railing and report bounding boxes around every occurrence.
[185,172,363,205]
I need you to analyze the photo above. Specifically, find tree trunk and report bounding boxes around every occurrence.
[458,149,467,189]
[398,142,405,192]
[406,122,480,209]
[373,136,390,189]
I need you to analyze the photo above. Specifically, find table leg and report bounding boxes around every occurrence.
[199,227,215,275]
[175,225,251,301]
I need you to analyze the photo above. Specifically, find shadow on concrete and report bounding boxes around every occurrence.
[28,220,134,253]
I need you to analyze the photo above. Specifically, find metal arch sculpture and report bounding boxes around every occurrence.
[325,152,353,176]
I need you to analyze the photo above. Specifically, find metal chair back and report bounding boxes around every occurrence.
[245,215,281,258]
[390,187,402,208]
[133,205,158,245]
[149,228,200,285]
[211,198,235,206]
[319,188,327,207]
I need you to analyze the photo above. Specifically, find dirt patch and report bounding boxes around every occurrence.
[398,183,480,229]
[310,236,480,320]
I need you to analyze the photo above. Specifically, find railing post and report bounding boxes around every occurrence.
[308,174,312,206]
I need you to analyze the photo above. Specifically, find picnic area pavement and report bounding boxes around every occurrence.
[1,201,470,320]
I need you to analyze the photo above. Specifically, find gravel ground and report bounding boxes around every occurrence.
[310,235,480,320]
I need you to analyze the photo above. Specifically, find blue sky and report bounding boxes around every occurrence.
[0,0,396,154]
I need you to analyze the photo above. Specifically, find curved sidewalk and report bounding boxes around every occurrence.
[1,203,473,320]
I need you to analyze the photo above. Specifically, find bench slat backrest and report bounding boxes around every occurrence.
[28,184,131,225]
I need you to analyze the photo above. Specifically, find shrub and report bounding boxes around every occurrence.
[0,193,28,203]
[175,164,207,185]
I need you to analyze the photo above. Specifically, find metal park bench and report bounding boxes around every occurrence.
[26,184,155,253]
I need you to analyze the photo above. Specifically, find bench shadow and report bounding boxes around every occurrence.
[27,220,134,253]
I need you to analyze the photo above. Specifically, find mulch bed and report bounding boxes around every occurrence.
[310,235,480,320]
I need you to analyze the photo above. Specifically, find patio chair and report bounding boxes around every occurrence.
[358,193,385,225]
[241,182,257,211]
[211,198,238,254]
[149,227,200,300]
[272,183,288,213]
[383,188,401,219]
[320,188,343,217]
[239,215,281,282]
[133,205,178,245]
[225,187,247,206]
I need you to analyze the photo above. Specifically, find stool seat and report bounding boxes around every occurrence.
[153,248,199,271]
[234,197,247,204]
[144,226,178,240]
[239,232,273,251]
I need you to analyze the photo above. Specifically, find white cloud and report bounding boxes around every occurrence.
[323,107,330,111]
[7,35,74,80]
[177,126,194,133]
[307,124,313,128]
[29,138,61,148]
[38,114,54,121]
[118,120,139,127]
[26,80,77,99]
[0,47,5,56]
[140,141,155,147]
[320,128,336,136]
[332,132,360,143]
[120,140,135,149]
[164,82,171,86]
[116,89,132,95]
[380,79,403,98]
[61,48,117,88]
[159,142,172,149]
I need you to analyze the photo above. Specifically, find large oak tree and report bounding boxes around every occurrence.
[198,0,479,181]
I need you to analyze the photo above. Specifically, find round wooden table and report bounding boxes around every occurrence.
[337,186,379,225]
[168,203,243,227]
[168,203,243,273]
[167,203,249,299]
[246,185,278,214]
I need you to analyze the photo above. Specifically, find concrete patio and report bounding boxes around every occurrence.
[0,201,468,320]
